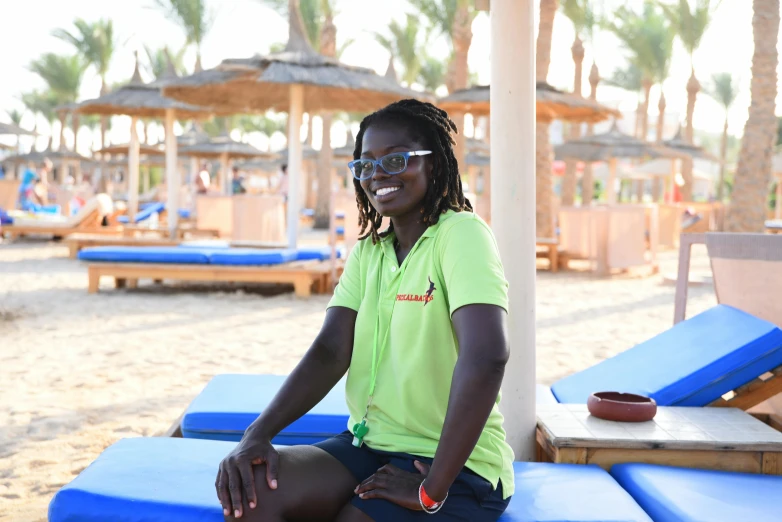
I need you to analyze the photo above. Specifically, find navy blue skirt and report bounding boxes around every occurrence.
[314,431,510,521]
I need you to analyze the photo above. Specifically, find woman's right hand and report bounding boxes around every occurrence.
[215,434,279,519]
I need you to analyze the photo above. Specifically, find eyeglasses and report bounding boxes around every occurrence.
[348,150,432,181]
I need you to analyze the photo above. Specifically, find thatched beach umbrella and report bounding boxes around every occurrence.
[162,0,430,248]
[179,135,274,194]
[556,123,682,204]
[438,82,621,123]
[0,122,36,136]
[76,56,212,234]
[95,143,162,156]
[3,145,88,183]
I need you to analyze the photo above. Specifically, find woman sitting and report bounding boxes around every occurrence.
[217,100,514,522]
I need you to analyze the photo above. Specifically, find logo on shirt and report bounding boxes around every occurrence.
[396,276,437,306]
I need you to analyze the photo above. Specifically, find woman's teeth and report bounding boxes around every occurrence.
[376,187,400,196]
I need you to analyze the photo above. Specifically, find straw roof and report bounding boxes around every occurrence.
[105,155,171,168]
[662,128,718,161]
[76,58,213,120]
[274,142,319,160]
[438,83,621,123]
[162,3,431,114]
[178,135,274,160]
[2,147,88,164]
[94,143,162,156]
[0,122,36,136]
[555,123,684,162]
[0,143,13,151]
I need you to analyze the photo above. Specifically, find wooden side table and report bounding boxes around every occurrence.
[536,403,782,475]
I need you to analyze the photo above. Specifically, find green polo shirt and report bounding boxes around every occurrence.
[328,210,515,498]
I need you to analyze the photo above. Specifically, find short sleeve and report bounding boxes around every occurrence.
[437,216,508,316]
[327,242,364,311]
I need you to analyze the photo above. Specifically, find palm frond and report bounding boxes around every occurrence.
[706,72,739,109]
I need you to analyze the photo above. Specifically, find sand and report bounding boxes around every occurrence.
[0,240,717,521]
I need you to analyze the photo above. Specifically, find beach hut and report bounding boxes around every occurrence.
[76,55,212,235]
[178,135,274,194]
[162,0,429,248]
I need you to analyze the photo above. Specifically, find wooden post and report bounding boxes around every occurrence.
[221,151,230,195]
[287,85,304,249]
[491,0,536,462]
[164,109,179,238]
[128,116,141,219]
[607,157,618,204]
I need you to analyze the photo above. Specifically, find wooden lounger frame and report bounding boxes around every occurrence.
[536,238,568,272]
[87,260,336,298]
[674,232,782,411]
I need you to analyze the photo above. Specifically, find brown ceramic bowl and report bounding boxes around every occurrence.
[587,392,657,422]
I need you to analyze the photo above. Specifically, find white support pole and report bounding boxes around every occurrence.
[491,0,536,462]
[165,109,179,238]
[607,157,618,205]
[128,116,141,219]
[286,84,305,249]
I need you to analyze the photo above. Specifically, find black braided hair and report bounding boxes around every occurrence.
[352,99,472,243]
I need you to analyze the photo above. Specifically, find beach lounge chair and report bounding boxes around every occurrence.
[2,194,120,239]
[116,201,166,224]
[674,233,782,413]
[611,463,782,522]
[48,437,652,522]
[79,245,339,297]
[547,304,782,408]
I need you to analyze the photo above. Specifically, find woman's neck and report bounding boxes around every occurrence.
[391,210,428,251]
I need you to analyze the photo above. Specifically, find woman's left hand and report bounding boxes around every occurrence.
[354,461,436,511]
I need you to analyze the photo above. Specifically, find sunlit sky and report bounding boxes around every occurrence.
[0,0,777,154]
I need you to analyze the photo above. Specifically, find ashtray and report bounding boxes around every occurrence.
[587,392,657,422]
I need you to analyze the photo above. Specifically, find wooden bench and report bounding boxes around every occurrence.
[86,260,335,298]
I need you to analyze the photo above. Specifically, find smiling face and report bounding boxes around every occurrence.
[358,123,432,219]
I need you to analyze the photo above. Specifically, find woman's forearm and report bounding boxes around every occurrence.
[424,354,506,501]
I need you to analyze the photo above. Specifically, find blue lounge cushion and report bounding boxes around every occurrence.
[611,463,782,522]
[501,462,651,521]
[551,305,782,405]
[207,248,297,266]
[296,245,343,261]
[50,439,651,522]
[78,246,212,264]
[336,226,344,235]
[182,374,349,444]
[119,202,166,224]
[49,438,231,522]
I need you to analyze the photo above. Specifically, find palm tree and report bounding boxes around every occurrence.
[658,0,722,200]
[144,44,188,80]
[29,53,86,151]
[706,73,739,201]
[411,0,480,181]
[418,55,448,93]
[726,0,779,232]
[53,18,115,150]
[605,62,644,137]
[21,90,59,152]
[535,0,559,237]
[374,14,424,87]
[607,4,672,142]
[154,0,215,72]
[560,0,596,206]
